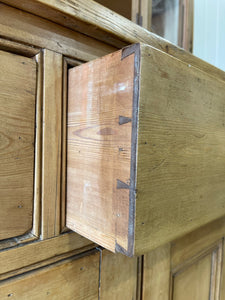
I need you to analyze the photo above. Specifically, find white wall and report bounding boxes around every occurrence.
[193,0,225,71]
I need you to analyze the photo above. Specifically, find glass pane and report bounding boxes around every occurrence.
[151,0,180,45]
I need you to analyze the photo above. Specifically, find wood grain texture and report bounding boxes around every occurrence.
[170,224,224,300]
[0,40,41,251]
[170,227,224,300]
[0,4,116,63]
[42,49,62,239]
[0,233,37,252]
[61,57,82,233]
[99,250,138,300]
[0,37,39,57]
[142,244,171,300]
[171,216,225,269]
[0,251,100,300]
[0,232,93,279]
[94,0,132,19]
[143,218,225,300]
[173,253,212,300]
[0,50,36,240]
[135,43,225,254]
[171,241,223,300]
[2,2,225,298]
[67,49,134,253]
[2,0,225,82]
[67,43,225,256]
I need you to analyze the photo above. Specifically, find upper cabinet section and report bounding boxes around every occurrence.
[67,43,225,256]
[0,50,36,240]
[94,0,193,52]
[94,0,132,20]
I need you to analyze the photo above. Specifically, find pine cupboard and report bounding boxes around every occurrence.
[0,1,225,299]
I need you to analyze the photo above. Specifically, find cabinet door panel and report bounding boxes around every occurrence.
[173,254,212,300]
[143,218,224,300]
[0,252,99,300]
[0,50,36,240]
[99,250,138,300]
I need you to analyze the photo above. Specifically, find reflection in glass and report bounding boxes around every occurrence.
[151,0,179,45]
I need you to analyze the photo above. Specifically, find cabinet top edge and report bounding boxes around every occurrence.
[2,0,225,83]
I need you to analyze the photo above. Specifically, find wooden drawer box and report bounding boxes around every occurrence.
[66,43,225,256]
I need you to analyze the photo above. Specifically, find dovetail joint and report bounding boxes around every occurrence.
[117,179,130,189]
[119,116,132,125]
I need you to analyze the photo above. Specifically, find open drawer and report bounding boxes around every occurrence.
[66,43,225,257]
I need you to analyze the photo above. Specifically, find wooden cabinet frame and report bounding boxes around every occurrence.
[178,0,194,52]
[0,3,114,280]
[0,1,225,299]
[95,0,193,52]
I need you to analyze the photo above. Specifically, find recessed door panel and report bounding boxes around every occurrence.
[0,50,36,240]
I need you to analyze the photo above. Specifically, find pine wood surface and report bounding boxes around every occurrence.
[100,250,138,299]
[171,242,223,300]
[173,254,212,300]
[0,38,39,57]
[0,5,105,272]
[1,2,225,299]
[67,43,225,256]
[94,0,132,19]
[0,232,93,280]
[61,57,83,233]
[0,4,116,63]
[0,50,36,240]
[142,244,171,300]
[0,251,100,300]
[171,217,225,269]
[67,49,134,253]
[2,0,225,83]
[143,217,225,299]
[41,50,63,239]
[135,44,225,254]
